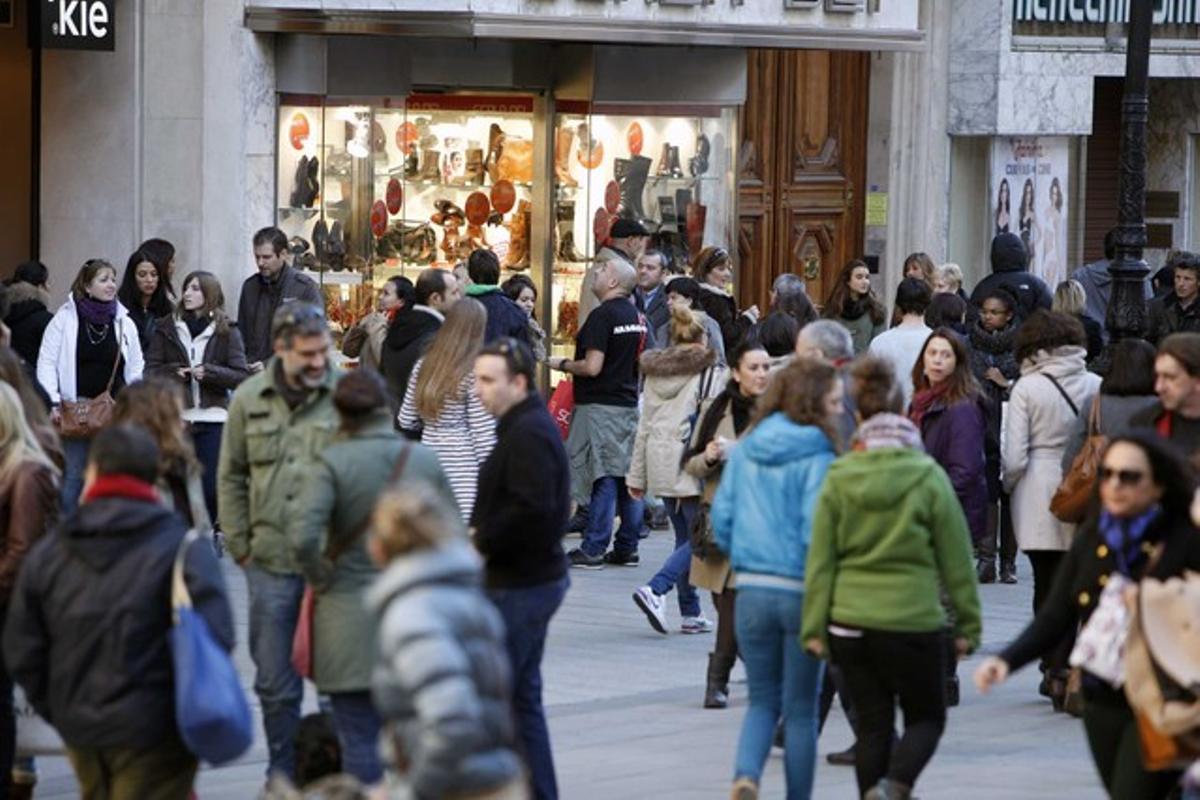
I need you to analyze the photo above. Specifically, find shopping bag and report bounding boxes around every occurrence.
[13,687,64,756]
[1068,572,1131,687]
[169,530,253,765]
[547,379,574,441]
[292,586,315,679]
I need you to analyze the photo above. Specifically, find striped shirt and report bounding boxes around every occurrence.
[398,359,497,521]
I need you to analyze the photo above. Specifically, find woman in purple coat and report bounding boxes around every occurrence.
[909,329,989,549]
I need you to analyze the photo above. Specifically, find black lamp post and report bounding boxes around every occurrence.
[1101,0,1154,363]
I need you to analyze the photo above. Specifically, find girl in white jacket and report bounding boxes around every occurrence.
[36,259,144,512]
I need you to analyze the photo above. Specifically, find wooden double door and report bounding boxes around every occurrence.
[737,49,870,313]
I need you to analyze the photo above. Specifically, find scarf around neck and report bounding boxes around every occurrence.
[852,413,925,452]
[909,383,950,428]
[77,296,118,327]
[969,318,1017,354]
[182,311,211,339]
[1098,505,1160,576]
[83,474,160,504]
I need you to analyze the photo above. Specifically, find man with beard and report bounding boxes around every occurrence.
[218,301,339,781]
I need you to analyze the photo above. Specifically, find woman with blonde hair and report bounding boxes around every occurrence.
[1052,279,1102,363]
[398,298,496,520]
[111,378,211,535]
[0,381,61,789]
[627,304,725,636]
[145,270,249,523]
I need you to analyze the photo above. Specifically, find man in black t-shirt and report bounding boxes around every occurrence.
[550,259,647,569]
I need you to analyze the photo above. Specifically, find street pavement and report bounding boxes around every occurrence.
[34,528,1103,799]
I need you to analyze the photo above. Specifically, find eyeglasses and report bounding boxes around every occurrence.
[1098,467,1147,487]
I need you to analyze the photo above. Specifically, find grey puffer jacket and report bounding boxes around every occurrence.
[367,539,522,800]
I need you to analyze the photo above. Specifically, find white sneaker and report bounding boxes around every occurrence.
[681,615,714,634]
[633,585,668,635]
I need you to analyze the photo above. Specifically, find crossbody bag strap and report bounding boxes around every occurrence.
[1042,373,1079,417]
[326,443,411,563]
[1088,394,1102,436]
[102,321,125,394]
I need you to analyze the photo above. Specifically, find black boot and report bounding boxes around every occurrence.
[616,155,652,221]
[668,145,684,178]
[865,779,913,800]
[976,558,996,584]
[1000,558,1018,584]
[689,133,711,177]
[704,652,735,709]
[656,142,672,176]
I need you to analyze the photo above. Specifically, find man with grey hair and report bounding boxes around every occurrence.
[219,300,339,779]
[795,319,854,365]
[550,258,648,569]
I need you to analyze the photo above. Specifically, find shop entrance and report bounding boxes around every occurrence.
[737,49,869,312]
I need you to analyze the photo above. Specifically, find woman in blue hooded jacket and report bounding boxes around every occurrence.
[711,357,845,800]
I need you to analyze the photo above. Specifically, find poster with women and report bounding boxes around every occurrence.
[991,137,1070,287]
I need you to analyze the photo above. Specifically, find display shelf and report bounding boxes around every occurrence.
[279,207,321,215]
[646,175,720,184]
[301,270,366,286]
[377,177,535,191]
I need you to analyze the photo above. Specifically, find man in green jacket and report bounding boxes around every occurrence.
[218,300,338,780]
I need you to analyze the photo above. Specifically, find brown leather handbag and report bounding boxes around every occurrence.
[58,341,123,440]
[1050,395,1105,523]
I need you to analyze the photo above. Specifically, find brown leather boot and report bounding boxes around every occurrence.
[555,127,577,187]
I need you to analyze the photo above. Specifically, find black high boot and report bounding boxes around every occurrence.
[704,652,735,709]
[656,142,672,176]
[668,145,684,178]
[617,155,652,220]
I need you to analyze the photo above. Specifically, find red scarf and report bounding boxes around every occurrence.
[82,474,160,504]
[908,382,950,428]
[385,305,403,325]
[1157,410,1173,438]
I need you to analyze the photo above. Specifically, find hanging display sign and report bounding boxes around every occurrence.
[41,0,114,51]
[990,137,1071,289]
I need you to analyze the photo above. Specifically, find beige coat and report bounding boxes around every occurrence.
[627,345,724,498]
[1002,345,1100,552]
[683,392,740,593]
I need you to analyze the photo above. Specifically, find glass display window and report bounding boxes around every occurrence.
[550,103,738,363]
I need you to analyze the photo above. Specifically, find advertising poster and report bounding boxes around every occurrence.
[991,137,1070,288]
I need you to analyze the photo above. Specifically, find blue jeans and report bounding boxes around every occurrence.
[648,497,700,617]
[328,691,382,785]
[190,422,223,524]
[581,477,643,558]
[245,565,306,779]
[734,586,824,799]
[61,438,90,514]
[488,575,570,800]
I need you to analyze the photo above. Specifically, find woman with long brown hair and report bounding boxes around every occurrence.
[823,259,887,355]
[398,298,496,520]
[692,246,759,354]
[145,270,249,524]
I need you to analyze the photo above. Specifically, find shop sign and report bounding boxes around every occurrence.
[1013,0,1199,25]
[41,0,114,51]
[990,137,1071,288]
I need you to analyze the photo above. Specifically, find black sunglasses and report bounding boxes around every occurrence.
[1098,467,1147,487]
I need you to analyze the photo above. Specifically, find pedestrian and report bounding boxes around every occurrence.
[969,232,1053,320]
[398,298,494,521]
[1069,229,1133,337]
[794,320,858,448]
[976,432,1200,799]
[650,276,726,366]
[238,226,322,373]
[903,251,937,293]
[770,274,818,329]
[366,483,527,800]
[36,258,144,514]
[682,340,771,710]
[634,248,671,342]
[802,357,982,800]
[4,261,54,373]
[380,267,460,407]
[1052,279,1103,363]
[932,262,970,306]
[580,219,649,325]
[501,274,547,362]
[0,382,60,795]
[119,245,175,349]
[144,270,249,523]
[1003,310,1100,709]
[758,312,802,373]
[1131,332,1200,464]
[1062,338,1158,470]
[711,357,843,800]
[341,276,413,372]
[550,259,647,569]
[693,246,759,353]
[628,305,725,636]
[465,250,532,346]
[824,259,888,356]
[1147,251,1200,345]
[472,338,572,800]
[112,378,211,534]
[909,329,989,559]
[218,301,339,779]
[923,293,968,337]
[290,369,455,785]
[867,277,932,408]
[0,347,63,469]
[4,424,234,800]
[968,286,1021,583]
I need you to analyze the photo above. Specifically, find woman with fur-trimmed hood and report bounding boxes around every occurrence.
[627,304,726,636]
[4,264,54,369]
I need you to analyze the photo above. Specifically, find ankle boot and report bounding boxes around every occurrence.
[327,220,346,271]
[668,145,684,178]
[505,200,531,270]
[704,652,735,709]
[556,203,584,262]
[976,558,997,584]
[865,779,913,800]
[312,219,330,270]
[617,156,652,221]
[1000,558,1018,584]
[656,142,673,176]
[420,149,442,182]
[555,127,577,187]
